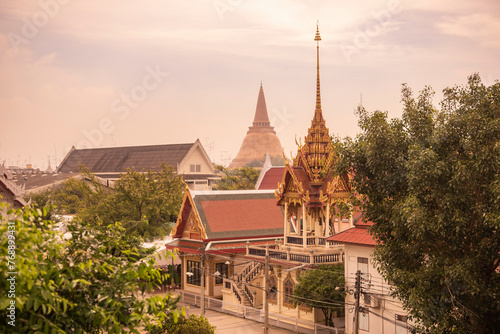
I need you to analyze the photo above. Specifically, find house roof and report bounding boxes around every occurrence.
[173,189,284,241]
[256,167,285,190]
[327,220,376,246]
[13,172,81,193]
[57,142,195,173]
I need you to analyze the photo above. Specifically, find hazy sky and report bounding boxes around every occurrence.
[1,0,499,169]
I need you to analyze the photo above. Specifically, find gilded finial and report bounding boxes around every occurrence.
[314,20,322,115]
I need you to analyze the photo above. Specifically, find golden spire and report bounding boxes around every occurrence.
[314,20,322,120]
[293,21,335,185]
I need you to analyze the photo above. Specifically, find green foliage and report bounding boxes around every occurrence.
[0,203,181,333]
[244,154,286,167]
[148,314,216,334]
[214,165,260,190]
[338,74,500,333]
[291,264,346,327]
[105,165,184,240]
[27,164,184,241]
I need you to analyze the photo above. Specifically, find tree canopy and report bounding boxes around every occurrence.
[28,164,184,241]
[291,264,346,327]
[0,203,180,333]
[214,165,260,190]
[338,74,500,333]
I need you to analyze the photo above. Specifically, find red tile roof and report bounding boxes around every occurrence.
[327,225,376,246]
[257,167,285,190]
[200,197,282,233]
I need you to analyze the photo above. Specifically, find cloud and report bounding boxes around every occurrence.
[436,13,500,49]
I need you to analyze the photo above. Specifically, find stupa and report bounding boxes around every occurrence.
[229,83,283,168]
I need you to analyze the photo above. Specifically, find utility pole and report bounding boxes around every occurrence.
[353,270,361,334]
[263,245,269,334]
[200,245,206,315]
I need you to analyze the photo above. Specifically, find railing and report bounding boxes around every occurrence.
[178,290,345,334]
[249,248,266,256]
[232,285,241,303]
[314,253,340,263]
[287,236,303,245]
[288,236,328,246]
[269,250,287,260]
[289,253,310,263]
[243,284,254,305]
[248,246,343,265]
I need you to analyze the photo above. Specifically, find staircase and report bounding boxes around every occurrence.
[227,261,264,307]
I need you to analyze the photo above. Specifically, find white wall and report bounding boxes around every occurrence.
[344,245,410,334]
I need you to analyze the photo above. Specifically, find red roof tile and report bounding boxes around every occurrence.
[257,167,285,190]
[327,225,376,246]
[200,198,283,233]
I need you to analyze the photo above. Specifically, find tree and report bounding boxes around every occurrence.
[214,165,260,190]
[0,203,181,333]
[28,164,185,241]
[148,314,216,334]
[291,264,346,327]
[338,74,500,333]
[104,165,184,240]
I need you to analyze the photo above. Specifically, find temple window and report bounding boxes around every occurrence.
[215,262,228,285]
[283,279,294,307]
[186,260,202,286]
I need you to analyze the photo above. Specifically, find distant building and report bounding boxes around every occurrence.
[56,139,220,190]
[229,83,284,168]
[0,163,27,208]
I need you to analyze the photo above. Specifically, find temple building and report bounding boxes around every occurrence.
[238,24,352,326]
[228,84,284,168]
[168,25,357,331]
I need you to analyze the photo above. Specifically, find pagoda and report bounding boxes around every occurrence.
[275,23,351,244]
[228,83,283,168]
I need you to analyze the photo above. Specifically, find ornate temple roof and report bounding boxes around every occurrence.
[275,23,350,207]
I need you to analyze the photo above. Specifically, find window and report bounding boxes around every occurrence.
[395,314,408,334]
[283,279,294,305]
[359,308,369,331]
[186,260,202,286]
[215,262,228,285]
[357,257,369,275]
[190,164,201,173]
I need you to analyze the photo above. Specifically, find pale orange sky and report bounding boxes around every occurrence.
[0,0,499,169]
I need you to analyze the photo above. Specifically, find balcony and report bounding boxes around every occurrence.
[246,241,344,265]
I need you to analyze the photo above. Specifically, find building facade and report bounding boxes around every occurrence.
[328,221,412,334]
